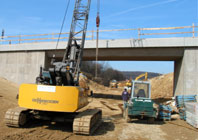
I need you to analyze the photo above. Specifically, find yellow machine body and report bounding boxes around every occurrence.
[126,80,132,87]
[18,84,89,112]
[110,80,118,88]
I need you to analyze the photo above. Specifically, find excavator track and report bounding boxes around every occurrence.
[73,109,102,135]
[4,107,28,127]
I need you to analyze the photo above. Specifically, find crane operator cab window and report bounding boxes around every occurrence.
[131,81,151,99]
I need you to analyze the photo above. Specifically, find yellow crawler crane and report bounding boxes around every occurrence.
[4,0,102,135]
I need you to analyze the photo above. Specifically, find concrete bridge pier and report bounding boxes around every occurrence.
[174,48,198,96]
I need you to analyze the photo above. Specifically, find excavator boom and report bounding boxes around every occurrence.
[135,72,148,81]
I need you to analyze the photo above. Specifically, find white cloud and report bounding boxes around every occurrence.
[107,0,179,18]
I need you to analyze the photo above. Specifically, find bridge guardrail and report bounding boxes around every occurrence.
[0,23,197,45]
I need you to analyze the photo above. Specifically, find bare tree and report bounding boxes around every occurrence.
[81,61,125,86]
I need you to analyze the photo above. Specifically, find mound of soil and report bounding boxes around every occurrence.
[150,73,173,99]
[0,77,19,137]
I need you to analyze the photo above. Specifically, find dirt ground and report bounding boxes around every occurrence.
[0,76,198,140]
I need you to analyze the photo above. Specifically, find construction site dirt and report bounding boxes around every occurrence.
[0,75,198,140]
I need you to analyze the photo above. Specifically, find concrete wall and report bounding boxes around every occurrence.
[174,48,198,95]
[0,51,46,85]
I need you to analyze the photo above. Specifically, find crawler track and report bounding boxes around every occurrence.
[73,109,102,135]
[4,107,28,127]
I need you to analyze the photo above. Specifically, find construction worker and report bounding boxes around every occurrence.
[122,88,129,109]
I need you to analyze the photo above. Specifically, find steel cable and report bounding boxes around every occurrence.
[55,0,71,51]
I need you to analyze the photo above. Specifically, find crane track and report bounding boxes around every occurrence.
[5,107,102,135]
[4,107,28,127]
[73,109,102,135]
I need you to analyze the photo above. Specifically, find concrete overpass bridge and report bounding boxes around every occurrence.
[0,25,198,96]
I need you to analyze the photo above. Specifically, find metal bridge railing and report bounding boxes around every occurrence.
[0,23,197,45]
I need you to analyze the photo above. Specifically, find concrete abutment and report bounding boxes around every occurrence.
[174,48,198,96]
[0,51,46,85]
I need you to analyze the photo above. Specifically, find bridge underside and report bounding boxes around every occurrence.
[46,47,184,61]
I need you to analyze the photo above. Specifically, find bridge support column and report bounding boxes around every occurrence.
[0,51,46,85]
[174,48,198,96]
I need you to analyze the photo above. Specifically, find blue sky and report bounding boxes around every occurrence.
[0,0,197,74]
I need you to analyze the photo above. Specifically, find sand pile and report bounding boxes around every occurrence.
[150,73,173,99]
[0,77,18,109]
[0,77,19,136]
[89,80,109,92]
[117,81,127,87]
[79,74,90,89]
[0,77,18,102]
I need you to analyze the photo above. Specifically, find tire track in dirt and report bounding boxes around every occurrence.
[1,122,74,140]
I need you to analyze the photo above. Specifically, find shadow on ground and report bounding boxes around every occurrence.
[93,121,115,136]
[93,93,122,100]
[25,119,115,136]
[26,120,73,132]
